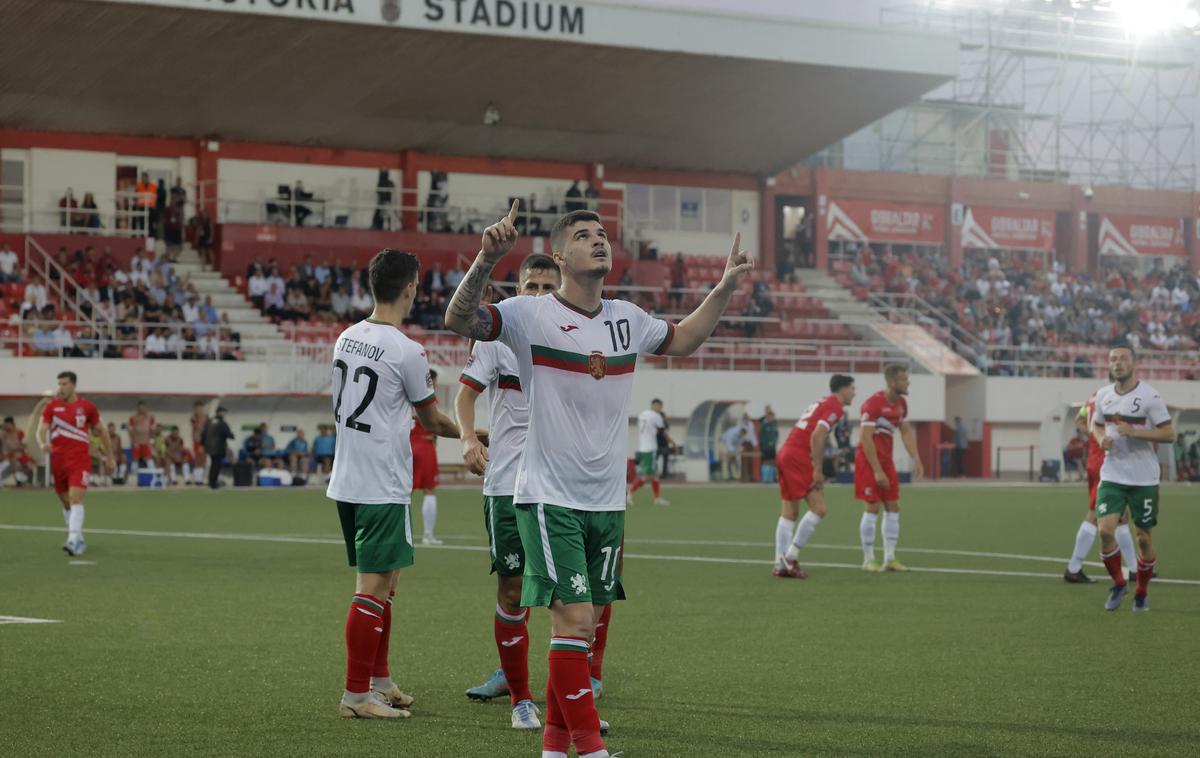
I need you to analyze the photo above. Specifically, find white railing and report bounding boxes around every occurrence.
[22,237,112,332]
[0,186,150,238]
[980,344,1200,379]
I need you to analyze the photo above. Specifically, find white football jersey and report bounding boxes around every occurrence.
[459,340,527,497]
[637,409,664,453]
[326,319,436,505]
[1094,381,1171,487]
[485,293,673,511]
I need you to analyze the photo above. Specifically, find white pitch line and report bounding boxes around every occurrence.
[2,523,1198,586]
[0,615,62,624]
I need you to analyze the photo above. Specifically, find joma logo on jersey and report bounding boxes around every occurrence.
[559,324,580,333]
[587,351,606,380]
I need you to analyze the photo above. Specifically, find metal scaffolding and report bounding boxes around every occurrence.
[812,0,1200,190]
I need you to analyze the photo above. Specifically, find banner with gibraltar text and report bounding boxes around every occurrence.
[960,206,1055,251]
[825,199,944,245]
[1098,214,1185,257]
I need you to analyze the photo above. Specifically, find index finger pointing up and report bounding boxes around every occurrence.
[507,198,520,223]
[730,232,741,257]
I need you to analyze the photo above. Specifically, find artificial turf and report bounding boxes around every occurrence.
[1,483,1197,757]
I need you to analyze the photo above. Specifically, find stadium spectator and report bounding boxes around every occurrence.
[263,280,286,321]
[0,242,18,283]
[565,179,585,212]
[285,429,310,478]
[312,424,336,478]
[134,173,155,232]
[422,262,444,295]
[80,192,101,229]
[189,207,216,265]
[144,327,170,358]
[584,180,601,211]
[59,188,78,228]
[669,253,686,308]
[293,180,314,226]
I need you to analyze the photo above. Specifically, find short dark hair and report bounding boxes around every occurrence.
[551,210,602,251]
[3,416,13,424]
[884,364,908,382]
[57,371,77,385]
[830,374,854,393]
[1110,342,1137,362]
[368,248,420,304]
[519,253,560,284]
[428,367,438,381]
[651,398,663,406]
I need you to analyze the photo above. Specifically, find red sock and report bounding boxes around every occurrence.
[372,591,395,680]
[650,479,661,498]
[494,604,532,704]
[542,679,571,754]
[549,637,603,754]
[1101,548,1126,586]
[629,478,644,493]
[590,604,613,681]
[1136,557,1156,596]
[344,593,386,693]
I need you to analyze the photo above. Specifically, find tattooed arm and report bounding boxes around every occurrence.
[445,199,520,340]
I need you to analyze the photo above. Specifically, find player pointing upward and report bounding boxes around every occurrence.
[445,199,752,758]
[1092,344,1173,612]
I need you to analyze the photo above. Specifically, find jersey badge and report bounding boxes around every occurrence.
[570,573,588,595]
[587,351,607,380]
[504,553,521,570]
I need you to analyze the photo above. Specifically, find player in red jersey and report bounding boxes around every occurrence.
[190,401,209,486]
[854,364,922,572]
[128,401,156,468]
[1063,382,1138,583]
[411,368,441,545]
[36,371,115,556]
[772,374,856,578]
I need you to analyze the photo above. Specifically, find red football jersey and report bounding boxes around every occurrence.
[409,417,437,460]
[1083,396,1105,471]
[41,397,99,458]
[782,394,845,457]
[857,390,907,462]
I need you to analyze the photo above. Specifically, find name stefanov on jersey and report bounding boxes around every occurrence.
[336,336,386,362]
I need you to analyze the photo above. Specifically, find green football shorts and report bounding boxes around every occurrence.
[514,503,625,607]
[1095,482,1159,529]
[336,501,414,573]
[484,495,525,576]
[636,451,657,477]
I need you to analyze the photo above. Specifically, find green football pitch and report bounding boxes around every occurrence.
[2,483,1198,757]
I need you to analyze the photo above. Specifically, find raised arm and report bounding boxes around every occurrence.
[445,199,520,340]
[666,233,754,356]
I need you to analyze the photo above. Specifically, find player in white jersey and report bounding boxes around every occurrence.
[1091,344,1174,612]
[459,253,562,729]
[627,399,673,506]
[446,201,752,758]
[326,249,461,719]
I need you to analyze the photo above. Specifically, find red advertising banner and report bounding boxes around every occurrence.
[960,206,1055,251]
[1098,214,1185,257]
[825,199,944,245]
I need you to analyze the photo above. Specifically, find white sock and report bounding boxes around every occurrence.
[774,517,795,560]
[1066,521,1097,574]
[62,508,70,529]
[788,511,823,556]
[342,689,370,704]
[422,494,437,537]
[1115,523,1137,574]
[860,512,878,561]
[68,504,84,542]
[882,512,900,562]
[542,753,569,758]
[579,752,610,758]
[370,676,395,692]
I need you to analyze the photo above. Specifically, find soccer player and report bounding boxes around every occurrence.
[327,249,461,719]
[854,364,922,572]
[1,415,35,486]
[458,254,561,729]
[627,399,673,505]
[773,374,856,578]
[411,367,442,545]
[36,371,116,556]
[1063,382,1138,583]
[164,426,191,485]
[190,402,209,486]
[1091,345,1173,612]
[127,401,155,469]
[446,201,752,758]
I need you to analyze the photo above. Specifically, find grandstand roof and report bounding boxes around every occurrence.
[3,0,958,176]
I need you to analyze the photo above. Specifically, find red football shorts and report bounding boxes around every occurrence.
[412,446,439,491]
[131,443,153,460]
[776,445,816,501]
[1087,467,1101,511]
[193,441,206,457]
[51,455,92,494]
[855,459,899,504]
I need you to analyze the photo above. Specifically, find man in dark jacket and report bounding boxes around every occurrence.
[203,406,234,489]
